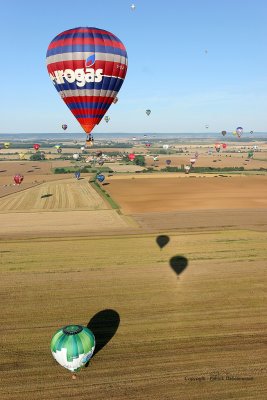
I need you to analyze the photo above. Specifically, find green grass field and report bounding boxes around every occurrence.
[1,229,266,399]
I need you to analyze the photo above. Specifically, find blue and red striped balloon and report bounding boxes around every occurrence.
[46,27,128,135]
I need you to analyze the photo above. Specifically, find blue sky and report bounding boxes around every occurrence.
[0,0,266,134]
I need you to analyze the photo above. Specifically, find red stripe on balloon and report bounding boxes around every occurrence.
[48,37,125,51]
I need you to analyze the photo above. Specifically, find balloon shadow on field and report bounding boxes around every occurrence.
[156,235,170,249]
[87,309,120,360]
[41,194,53,198]
[102,182,110,186]
[169,256,188,276]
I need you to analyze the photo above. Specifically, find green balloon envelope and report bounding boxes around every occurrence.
[51,325,95,372]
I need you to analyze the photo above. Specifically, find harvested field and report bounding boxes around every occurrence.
[0,230,266,400]
[0,178,108,213]
[104,175,267,213]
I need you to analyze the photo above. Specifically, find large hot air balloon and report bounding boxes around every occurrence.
[46,27,128,145]
[62,124,68,130]
[51,325,95,374]
[14,174,24,185]
[146,109,151,116]
[33,143,40,151]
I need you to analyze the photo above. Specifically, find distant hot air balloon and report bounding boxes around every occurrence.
[55,145,62,153]
[73,153,80,160]
[195,151,199,158]
[250,131,254,134]
[163,144,169,150]
[33,143,40,151]
[19,153,26,160]
[166,159,171,166]
[62,124,68,131]
[51,325,95,374]
[14,174,24,185]
[146,109,151,116]
[236,127,243,138]
[190,158,196,165]
[130,3,136,11]
[184,165,190,174]
[4,142,10,149]
[205,124,209,129]
[221,130,227,136]
[128,153,136,161]
[145,142,151,147]
[248,150,254,159]
[104,116,110,123]
[96,174,105,183]
[75,171,81,179]
[222,143,227,149]
[215,143,221,153]
[46,27,128,145]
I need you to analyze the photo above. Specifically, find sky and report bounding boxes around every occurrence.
[0,0,266,135]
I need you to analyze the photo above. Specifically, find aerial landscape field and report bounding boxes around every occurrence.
[1,0,267,399]
[0,135,266,400]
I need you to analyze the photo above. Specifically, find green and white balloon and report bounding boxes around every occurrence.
[51,325,95,372]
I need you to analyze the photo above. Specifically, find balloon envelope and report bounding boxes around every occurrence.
[51,325,95,372]
[46,27,128,136]
[96,174,105,183]
[33,144,40,151]
[128,153,135,161]
[14,174,24,185]
[146,109,151,116]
